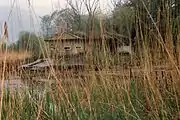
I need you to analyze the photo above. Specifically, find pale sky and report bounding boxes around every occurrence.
[0,0,113,15]
[0,0,113,41]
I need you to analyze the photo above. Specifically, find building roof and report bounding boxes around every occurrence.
[22,56,85,70]
[22,59,54,69]
[45,32,83,41]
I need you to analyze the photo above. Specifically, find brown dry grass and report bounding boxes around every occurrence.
[0,51,31,62]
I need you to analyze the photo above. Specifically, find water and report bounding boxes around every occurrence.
[4,78,24,89]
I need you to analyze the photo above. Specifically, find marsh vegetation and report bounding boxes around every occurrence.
[0,0,180,119]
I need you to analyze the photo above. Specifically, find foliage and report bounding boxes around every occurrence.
[14,31,43,59]
[1,0,180,120]
[40,8,83,37]
[111,4,135,36]
[1,72,179,120]
[40,7,103,37]
[40,15,53,37]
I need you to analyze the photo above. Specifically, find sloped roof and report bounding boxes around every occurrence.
[22,59,54,69]
[45,32,83,41]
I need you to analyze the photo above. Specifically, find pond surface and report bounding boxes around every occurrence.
[0,77,26,91]
[1,76,54,91]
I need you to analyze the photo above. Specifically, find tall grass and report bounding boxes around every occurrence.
[1,70,179,119]
[0,0,180,120]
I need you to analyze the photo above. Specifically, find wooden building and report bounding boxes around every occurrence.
[44,32,86,58]
[21,32,133,77]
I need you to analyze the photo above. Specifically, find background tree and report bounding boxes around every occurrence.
[15,31,43,60]
[111,3,135,37]
[40,6,101,37]
[40,15,53,37]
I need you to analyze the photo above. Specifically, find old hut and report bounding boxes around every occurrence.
[21,31,133,78]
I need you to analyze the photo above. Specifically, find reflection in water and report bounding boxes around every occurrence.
[1,77,52,100]
[4,78,24,89]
